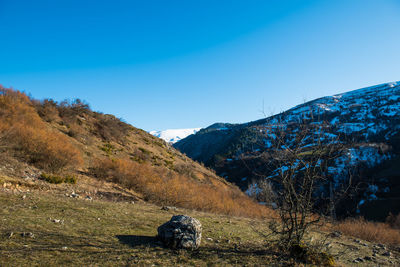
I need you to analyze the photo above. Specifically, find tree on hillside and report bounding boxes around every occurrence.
[254,115,354,250]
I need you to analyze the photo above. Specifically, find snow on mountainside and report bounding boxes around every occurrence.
[270,81,400,139]
[256,81,400,169]
[177,81,400,161]
[150,128,201,143]
[174,81,400,220]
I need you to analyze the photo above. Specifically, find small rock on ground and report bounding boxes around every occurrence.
[377,243,386,250]
[51,218,64,224]
[353,257,364,263]
[161,206,177,211]
[329,231,342,238]
[21,232,34,238]
[364,256,373,261]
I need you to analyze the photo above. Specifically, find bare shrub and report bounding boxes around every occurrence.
[66,123,86,140]
[34,98,60,122]
[57,99,90,121]
[173,162,196,178]
[92,113,131,143]
[243,112,358,262]
[7,123,82,172]
[261,122,346,248]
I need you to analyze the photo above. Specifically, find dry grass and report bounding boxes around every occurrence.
[0,189,288,266]
[90,157,273,219]
[1,184,398,266]
[8,123,82,171]
[334,217,400,246]
[0,87,82,172]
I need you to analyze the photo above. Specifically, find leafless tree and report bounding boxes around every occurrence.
[256,114,353,248]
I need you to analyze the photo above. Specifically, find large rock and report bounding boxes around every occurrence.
[157,215,202,250]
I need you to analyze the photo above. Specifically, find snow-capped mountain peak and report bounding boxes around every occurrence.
[150,128,201,143]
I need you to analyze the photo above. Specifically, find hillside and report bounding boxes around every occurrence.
[0,85,267,218]
[174,81,400,220]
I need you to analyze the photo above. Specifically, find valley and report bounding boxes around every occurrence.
[1,83,400,266]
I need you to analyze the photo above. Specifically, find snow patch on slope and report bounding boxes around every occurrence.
[150,128,201,143]
[264,81,400,138]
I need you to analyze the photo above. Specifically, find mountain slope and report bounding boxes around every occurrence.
[0,85,267,218]
[150,128,201,143]
[174,81,400,220]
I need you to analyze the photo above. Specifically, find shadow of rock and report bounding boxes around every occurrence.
[116,235,161,248]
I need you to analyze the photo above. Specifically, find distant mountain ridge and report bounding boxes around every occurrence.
[150,128,201,143]
[174,81,400,220]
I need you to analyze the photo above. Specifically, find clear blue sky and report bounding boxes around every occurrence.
[1,0,400,131]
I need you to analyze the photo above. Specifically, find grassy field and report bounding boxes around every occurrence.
[1,185,399,266]
[0,189,277,266]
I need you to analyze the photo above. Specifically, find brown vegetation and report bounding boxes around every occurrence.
[335,217,400,246]
[0,87,82,172]
[90,157,271,218]
[0,85,272,219]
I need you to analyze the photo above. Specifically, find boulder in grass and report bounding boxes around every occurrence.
[157,215,202,250]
